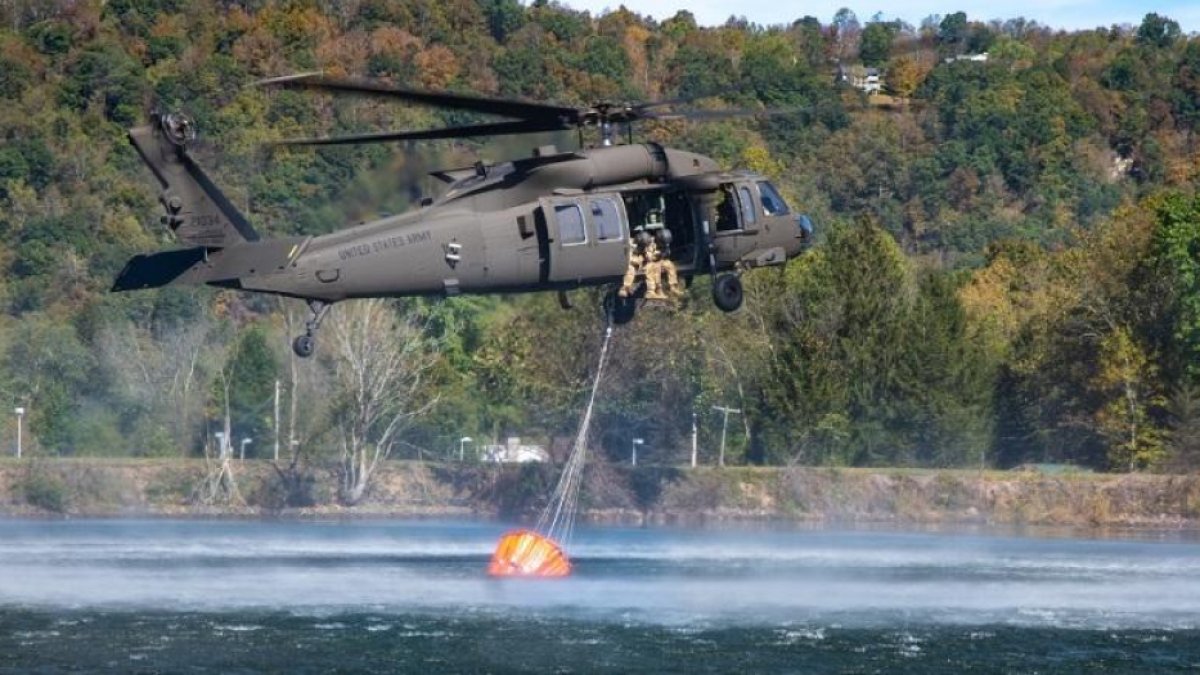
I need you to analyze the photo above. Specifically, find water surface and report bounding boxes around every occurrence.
[1,519,1198,672]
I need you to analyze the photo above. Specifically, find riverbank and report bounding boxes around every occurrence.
[1,458,1198,528]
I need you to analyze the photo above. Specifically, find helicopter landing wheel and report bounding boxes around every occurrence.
[292,334,316,359]
[292,299,331,358]
[712,273,743,313]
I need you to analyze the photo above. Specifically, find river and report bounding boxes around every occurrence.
[0,519,1197,672]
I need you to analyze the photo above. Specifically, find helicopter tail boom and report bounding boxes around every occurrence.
[128,113,260,249]
[112,236,308,293]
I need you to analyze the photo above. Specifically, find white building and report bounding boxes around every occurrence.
[481,437,549,463]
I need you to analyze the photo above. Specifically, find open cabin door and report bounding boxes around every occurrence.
[541,195,628,284]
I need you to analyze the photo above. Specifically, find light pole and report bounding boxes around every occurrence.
[459,436,473,462]
[631,438,644,467]
[711,405,742,467]
[691,411,698,468]
[240,438,252,460]
[13,407,24,459]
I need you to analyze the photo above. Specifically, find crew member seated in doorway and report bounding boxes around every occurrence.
[620,208,683,301]
[618,227,651,298]
[643,210,683,301]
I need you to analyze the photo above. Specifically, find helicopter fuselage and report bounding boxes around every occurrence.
[201,145,805,299]
[113,115,812,356]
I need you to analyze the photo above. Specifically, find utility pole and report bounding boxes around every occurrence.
[711,405,742,467]
[273,379,280,462]
[691,411,698,468]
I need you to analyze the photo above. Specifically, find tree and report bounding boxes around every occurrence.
[937,11,968,55]
[1136,13,1180,50]
[1093,326,1165,471]
[859,21,895,67]
[1150,194,1200,383]
[325,300,439,505]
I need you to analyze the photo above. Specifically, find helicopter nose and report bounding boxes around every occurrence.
[795,214,814,250]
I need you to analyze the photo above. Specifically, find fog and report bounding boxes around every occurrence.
[1,519,1198,629]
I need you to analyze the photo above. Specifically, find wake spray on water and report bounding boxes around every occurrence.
[487,322,615,577]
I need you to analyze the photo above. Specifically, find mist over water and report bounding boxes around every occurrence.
[2,519,1200,672]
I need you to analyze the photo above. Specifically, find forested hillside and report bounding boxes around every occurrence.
[1,1,1198,476]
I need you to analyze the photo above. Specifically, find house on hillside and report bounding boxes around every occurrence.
[837,64,884,95]
[943,52,989,64]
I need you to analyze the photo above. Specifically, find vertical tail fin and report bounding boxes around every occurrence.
[128,113,259,248]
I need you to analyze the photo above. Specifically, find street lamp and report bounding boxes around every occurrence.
[13,407,24,459]
[240,437,252,460]
[459,436,474,462]
[711,405,742,467]
[631,438,644,467]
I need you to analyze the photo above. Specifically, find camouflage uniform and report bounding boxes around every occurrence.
[618,234,647,298]
[642,239,666,300]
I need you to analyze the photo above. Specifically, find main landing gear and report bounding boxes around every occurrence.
[292,300,331,358]
[711,273,744,313]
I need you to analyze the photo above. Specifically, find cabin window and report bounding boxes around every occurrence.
[590,198,623,242]
[757,181,790,215]
[737,186,757,225]
[556,203,586,245]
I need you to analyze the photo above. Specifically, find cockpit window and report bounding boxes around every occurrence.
[757,181,790,215]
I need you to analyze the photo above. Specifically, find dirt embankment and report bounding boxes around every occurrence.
[1,458,1199,528]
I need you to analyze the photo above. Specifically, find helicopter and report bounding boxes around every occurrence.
[111,73,815,357]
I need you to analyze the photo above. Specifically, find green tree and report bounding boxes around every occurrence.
[212,323,279,457]
[1136,13,1181,49]
[1150,194,1200,383]
[859,21,896,67]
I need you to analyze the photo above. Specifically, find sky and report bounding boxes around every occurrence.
[563,1,1200,33]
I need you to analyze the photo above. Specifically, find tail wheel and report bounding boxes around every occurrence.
[292,334,316,358]
[712,274,743,313]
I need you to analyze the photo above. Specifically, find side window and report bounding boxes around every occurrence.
[737,186,757,225]
[590,198,623,242]
[556,203,586,245]
[757,181,790,215]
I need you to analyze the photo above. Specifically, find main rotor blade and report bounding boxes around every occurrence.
[257,73,580,125]
[270,119,573,147]
[641,107,805,122]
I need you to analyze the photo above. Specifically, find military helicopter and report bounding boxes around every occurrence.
[112,73,815,357]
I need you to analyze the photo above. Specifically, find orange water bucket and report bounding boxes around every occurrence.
[487,529,572,577]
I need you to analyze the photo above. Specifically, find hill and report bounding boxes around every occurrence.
[0,2,1197,485]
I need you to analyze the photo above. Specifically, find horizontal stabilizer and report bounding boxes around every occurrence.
[111,247,208,291]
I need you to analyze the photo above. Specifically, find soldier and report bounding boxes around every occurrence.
[642,234,666,300]
[654,227,683,299]
[618,228,651,298]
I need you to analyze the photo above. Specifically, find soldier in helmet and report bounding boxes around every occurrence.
[654,226,683,299]
[618,227,652,298]
[642,209,684,301]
